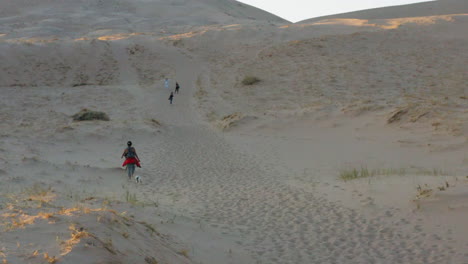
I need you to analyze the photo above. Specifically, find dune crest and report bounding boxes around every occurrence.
[1,0,467,263]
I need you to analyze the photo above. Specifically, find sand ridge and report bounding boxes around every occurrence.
[1,0,468,263]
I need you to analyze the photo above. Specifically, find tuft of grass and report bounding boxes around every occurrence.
[339,167,369,181]
[416,168,449,176]
[72,108,109,121]
[150,119,161,126]
[195,76,206,98]
[145,256,159,264]
[416,185,433,199]
[43,252,57,263]
[125,190,138,205]
[241,76,260,86]
[121,232,129,239]
[24,184,56,204]
[340,166,450,181]
[60,224,90,255]
[72,83,93,87]
[179,249,189,258]
[172,39,183,47]
[102,238,116,255]
[371,168,407,176]
[138,221,159,236]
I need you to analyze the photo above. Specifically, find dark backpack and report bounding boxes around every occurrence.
[126,147,136,158]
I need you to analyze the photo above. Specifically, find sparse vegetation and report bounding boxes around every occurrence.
[416,185,433,199]
[23,184,56,205]
[339,166,450,181]
[416,181,451,201]
[72,83,93,87]
[0,189,173,262]
[102,238,116,255]
[125,190,138,205]
[60,224,90,255]
[72,108,109,121]
[179,249,189,258]
[339,167,370,181]
[145,256,159,264]
[387,109,408,123]
[195,76,207,98]
[241,75,260,85]
[43,252,57,263]
[139,221,159,236]
[172,39,183,47]
[150,118,161,126]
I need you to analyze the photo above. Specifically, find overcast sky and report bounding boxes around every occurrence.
[236,0,434,22]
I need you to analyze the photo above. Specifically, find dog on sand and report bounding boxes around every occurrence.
[135,175,142,183]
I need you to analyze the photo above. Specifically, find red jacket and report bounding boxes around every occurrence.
[122,157,141,168]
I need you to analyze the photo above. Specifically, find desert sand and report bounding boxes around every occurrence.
[0,0,467,263]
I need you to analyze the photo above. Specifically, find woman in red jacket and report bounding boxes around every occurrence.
[121,141,141,179]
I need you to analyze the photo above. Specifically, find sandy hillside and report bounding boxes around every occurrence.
[1,0,468,264]
[0,0,286,39]
[300,0,468,22]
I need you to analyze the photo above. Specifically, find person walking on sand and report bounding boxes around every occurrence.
[175,82,180,94]
[164,78,169,89]
[168,92,174,104]
[121,141,141,179]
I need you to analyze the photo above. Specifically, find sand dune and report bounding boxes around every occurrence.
[299,0,468,22]
[1,0,467,263]
[0,0,287,39]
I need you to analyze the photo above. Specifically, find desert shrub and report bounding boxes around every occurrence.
[340,167,370,181]
[72,108,109,121]
[241,76,260,85]
[72,83,93,87]
[339,166,448,181]
[172,39,183,47]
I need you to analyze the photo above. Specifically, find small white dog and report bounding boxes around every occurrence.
[135,175,142,183]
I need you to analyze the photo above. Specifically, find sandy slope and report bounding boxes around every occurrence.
[1,0,468,263]
[299,0,468,22]
[0,0,287,39]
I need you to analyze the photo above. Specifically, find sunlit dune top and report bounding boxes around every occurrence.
[0,14,466,44]
[281,13,468,29]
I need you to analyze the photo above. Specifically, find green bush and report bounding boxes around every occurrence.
[72,108,109,121]
[241,76,260,85]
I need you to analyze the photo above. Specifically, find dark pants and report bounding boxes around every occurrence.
[127,164,135,178]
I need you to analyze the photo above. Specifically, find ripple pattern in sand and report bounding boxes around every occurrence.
[137,126,461,264]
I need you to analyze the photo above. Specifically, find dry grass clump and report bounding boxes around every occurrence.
[72,108,109,121]
[25,184,56,203]
[125,190,139,205]
[145,256,159,264]
[339,166,449,181]
[72,83,93,87]
[178,249,189,258]
[138,221,159,236]
[43,252,58,263]
[416,185,433,199]
[61,224,90,255]
[340,167,371,181]
[241,76,260,85]
[216,112,244,131]
[150,119,161,126]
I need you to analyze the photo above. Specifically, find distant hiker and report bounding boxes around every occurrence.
[121,141,141,179]
[175,82,180,94]
[168,92,174,104]
[164,78,169,89]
